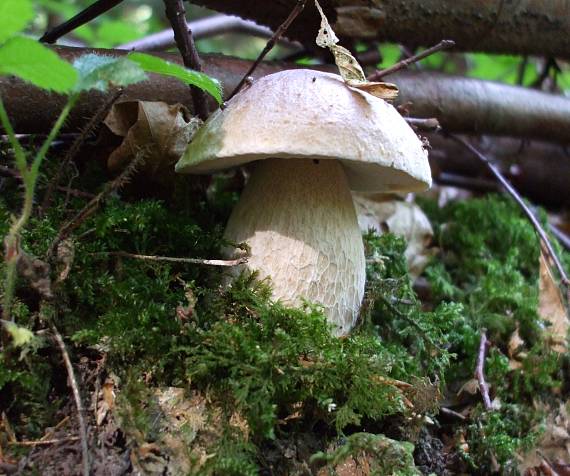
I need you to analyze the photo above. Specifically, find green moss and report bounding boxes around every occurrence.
[311,432,421,476]
[2,170,568,473]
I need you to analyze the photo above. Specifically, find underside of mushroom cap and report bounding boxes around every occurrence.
[176,69,431,193]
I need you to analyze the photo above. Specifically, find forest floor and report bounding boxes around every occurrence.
[1,131,570,475]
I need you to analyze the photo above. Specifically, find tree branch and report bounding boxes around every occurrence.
[448,134,570,304]
[191,0,570,60]
[163,0,209,120]
[2,46,569,145]
[117,14,301,52]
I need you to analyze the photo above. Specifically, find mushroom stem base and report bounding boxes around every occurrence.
[224,158,365,335]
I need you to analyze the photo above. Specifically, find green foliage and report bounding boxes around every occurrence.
[73,54,147,92]
[0,36,78,93]
[422,196,543,349]
[128,52,223,104]
[364,232,464,380]
[172,274,408,438]
[0,0,34,44]
[311,432,421,476]
[464,404,541,473]
[421,195,568,469]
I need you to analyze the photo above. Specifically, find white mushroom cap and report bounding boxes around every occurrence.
[175,69,431,193]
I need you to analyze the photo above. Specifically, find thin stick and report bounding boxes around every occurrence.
[164,0,209,120]
[440,407,466,420]
[100,251,247,267]
[227,0,307,101]
[52,326,89,476]
[9,437,80,447]
[40,0,124,43]
[448,134,570,304]
[475,330,492,410]
[367,40,455,81]
[40,89,123,215]
[404,117,441,132]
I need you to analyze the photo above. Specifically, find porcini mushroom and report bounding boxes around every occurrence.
[176,69,431,335]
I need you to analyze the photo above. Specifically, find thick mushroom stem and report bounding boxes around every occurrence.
[224,158,366,335]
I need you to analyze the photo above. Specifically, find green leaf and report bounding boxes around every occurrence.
[0,0,34,44]
[0,36,77,92]
[2,321,34,347]
[128,52,223,104]
[74,54,147,92]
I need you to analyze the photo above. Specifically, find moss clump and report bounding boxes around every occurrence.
[2,165,568,475]
[421,195,569,470]
[311,432,421,476]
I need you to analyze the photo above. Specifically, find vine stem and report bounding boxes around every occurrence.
[1,94,78,321]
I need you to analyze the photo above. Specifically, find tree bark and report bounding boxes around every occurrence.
[191,0,570,60]
[1,46,569,145]
[429,135,570,208]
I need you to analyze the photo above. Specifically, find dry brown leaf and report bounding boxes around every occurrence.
[508,324,525,370]
[457,378,479,396]
[56,238,75,283]
[314,0,398,100]
[96,380,114,426]
[519,402,570,474]
[347,80,399,100]
[104,101,202,185]
[538,252,569,353]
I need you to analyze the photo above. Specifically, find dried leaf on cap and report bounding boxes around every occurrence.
[314,0,398,100]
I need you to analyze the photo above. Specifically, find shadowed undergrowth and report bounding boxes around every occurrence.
[0,156,568,474]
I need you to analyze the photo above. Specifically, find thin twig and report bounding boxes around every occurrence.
[99,251,247,267]
[448,134,570,304]
[227,0,307,101]
[46,153,145,261]
[52,326,89,476]
[164,0,209,120]
[367,40,455,81]
[475,330,492,410]
[531,57,556,89]
[118,14,299,51]
[405,117,441,132]
[440,407,467,420]
[516,56,528,85]
[9,437,80,447]
[40,89,123,216]
[40,0,124,43]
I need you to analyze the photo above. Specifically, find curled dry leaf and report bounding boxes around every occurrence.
[519,402,570,475]
[314,0,398,100]
[507,324,525,370]
[538,251,569,353]
[56,238,75,283]
[104,101,202,185]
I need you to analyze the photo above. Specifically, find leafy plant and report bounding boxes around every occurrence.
[0,0,222,324]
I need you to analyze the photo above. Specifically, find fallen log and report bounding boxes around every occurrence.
[0,46,569,145]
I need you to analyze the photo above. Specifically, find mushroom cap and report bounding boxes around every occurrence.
[176,69,431,192]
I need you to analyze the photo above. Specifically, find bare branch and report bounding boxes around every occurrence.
[3,47,569,145]
[98,251,247,267]
[164,0,209,120]
[368,40,455,81]
[51,326,89,476]
[475,330,492,411]
[448,134,570,303]
[227,0,307,101]
[118,14,301,52]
